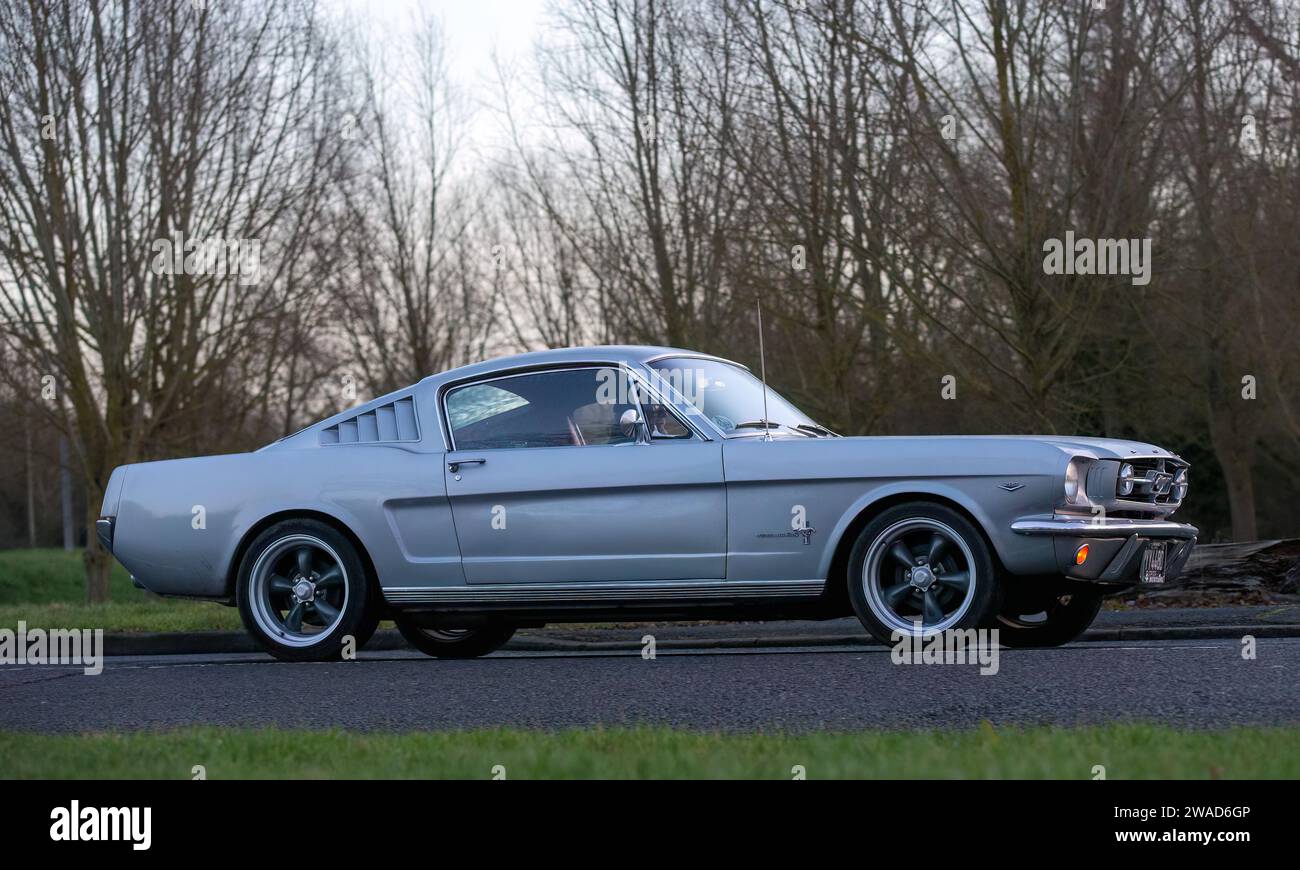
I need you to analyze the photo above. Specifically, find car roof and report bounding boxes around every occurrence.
[420,345,748,388]
[264,346,748,451]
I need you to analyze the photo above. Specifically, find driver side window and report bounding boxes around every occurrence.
[446,369,640,450]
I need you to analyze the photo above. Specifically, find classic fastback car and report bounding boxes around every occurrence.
[97,346,1197,661]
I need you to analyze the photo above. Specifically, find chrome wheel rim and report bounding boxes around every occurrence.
[863,518,977,635]
[421,628,472,642]
[249,534,349,648]
[998,594,1074,628]
[999,611,1050,627]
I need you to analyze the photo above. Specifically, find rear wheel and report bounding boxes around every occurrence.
[394,615,515,659]
[992,577,1103,647]
[848,502,1000,645]
[236,519,375,662]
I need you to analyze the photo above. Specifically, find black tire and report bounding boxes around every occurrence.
[236,519,376,662]
[992,577,1104,647]
[351,607,381,651]
[847,501,1001,645]
[394,615,515,659]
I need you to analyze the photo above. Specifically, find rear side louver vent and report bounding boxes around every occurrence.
[320,397,419,445]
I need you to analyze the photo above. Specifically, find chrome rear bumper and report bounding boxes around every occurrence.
[95,516,115,553]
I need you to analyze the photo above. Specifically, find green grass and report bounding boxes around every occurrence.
[0,547,135,603]
[0,600,241,633]
[1,724,1297,779]
[0,548,241,633]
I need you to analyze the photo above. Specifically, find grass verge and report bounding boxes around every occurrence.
[0,601,241,633]
[0,547,135,602]
[2,724,1297,779]
[0,548,241,632]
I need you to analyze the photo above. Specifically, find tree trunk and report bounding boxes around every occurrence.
[1222,457,1259,543]
[83,491,112,604]
[25,428,37,548]
[1209,406,1259,542]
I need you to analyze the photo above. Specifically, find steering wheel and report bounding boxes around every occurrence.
[711,414,736,433]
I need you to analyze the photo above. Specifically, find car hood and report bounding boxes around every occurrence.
[770,433,1180,463]
[996,435,1182,461]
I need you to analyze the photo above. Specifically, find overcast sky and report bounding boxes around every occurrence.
[354,0,543,63]
[332,0,549,165]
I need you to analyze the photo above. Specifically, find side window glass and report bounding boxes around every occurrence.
[447,384,528,429]
[644,400,692,439]
[446,369,640,449]
[640,364,710,436]
[626,377,694,440]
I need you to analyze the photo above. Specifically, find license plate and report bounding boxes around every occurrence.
[1141,542,1168,584]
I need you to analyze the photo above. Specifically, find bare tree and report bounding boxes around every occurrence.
[523,0,746,348]
[331,11,498,398]
[0,0,350,598]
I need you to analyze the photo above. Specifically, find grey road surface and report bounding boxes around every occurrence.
[1,638,1296,733]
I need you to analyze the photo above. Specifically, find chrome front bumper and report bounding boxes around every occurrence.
[1011,515,1197,585]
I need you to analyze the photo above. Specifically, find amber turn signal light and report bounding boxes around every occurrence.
[1074,544,1090,566]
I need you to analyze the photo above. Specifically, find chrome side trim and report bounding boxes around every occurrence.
[642,351,747,370]
[384,579,825,604]
[1011,517,1198,538]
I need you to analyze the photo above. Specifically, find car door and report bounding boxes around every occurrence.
[442,365,727,584]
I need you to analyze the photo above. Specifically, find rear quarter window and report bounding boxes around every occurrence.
[446,384,529,429]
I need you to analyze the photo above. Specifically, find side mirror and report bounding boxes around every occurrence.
[619,408,645,441]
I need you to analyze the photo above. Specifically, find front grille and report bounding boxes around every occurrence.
[1122,457,1187,505]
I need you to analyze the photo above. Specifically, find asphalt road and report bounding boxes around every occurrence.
[3,636,1298,732]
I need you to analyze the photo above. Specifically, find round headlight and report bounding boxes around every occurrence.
[1118,463,1135,496]
[1064,459,1084,504]
[1173,467,1188,501]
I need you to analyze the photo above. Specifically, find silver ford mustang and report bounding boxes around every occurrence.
[97,346,1197,661]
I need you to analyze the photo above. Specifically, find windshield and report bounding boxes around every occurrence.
[647,357,824,436]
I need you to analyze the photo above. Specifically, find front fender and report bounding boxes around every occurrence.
[819,482,1059,582]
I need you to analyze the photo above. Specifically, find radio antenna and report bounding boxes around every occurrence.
[757,299,771,441]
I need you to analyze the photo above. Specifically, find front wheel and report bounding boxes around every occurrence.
[992,578,1103,647]
[848,502,1000,645]
[394,616,516,659]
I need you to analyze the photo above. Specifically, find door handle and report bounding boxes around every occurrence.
[447,458,486,473]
